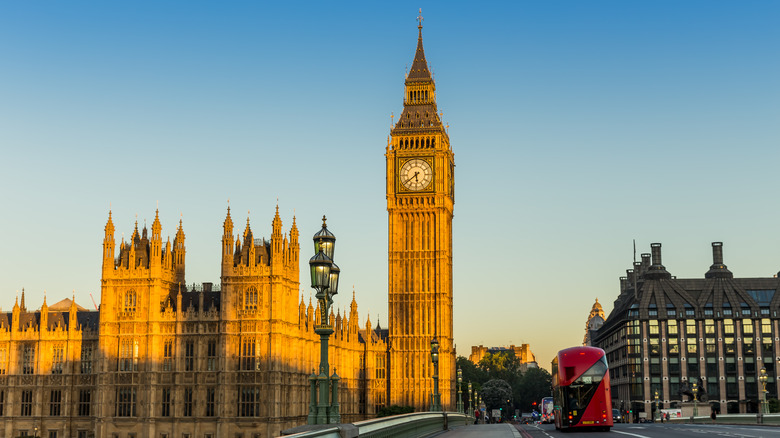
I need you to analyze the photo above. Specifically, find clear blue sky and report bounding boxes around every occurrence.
[1,1,778,370]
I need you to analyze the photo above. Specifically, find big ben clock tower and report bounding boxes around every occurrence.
[387,14,455,411]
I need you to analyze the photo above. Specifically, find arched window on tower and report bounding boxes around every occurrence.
[124,290,136,313]
[244,287,258,311]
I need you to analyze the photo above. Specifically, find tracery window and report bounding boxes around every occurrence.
[115,386,136,417]
[239,386,260,417]
[124,290,137,313]
[22,344,35,375]
[78,390,91,416]
[119,338,138,371]
[206,387,216,416]
[163,339,173,371]
[184,340,195,371]
[52,343,64,374]
[50,389,62,416]
[0,347,7,374]
[161,388,171,417]
[240,337,256,371]
[183,387,194,416]
[81,343,94,374]
[20,390,33,416]
[244,287,258,311]
[207,339,217,371]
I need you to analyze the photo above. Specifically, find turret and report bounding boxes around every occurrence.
[271,205,283,273]
[150,209,162,269]
[103,211,116,271]
[20,288,26,312]
[69,293,78,331]
[174,219,186,284]
[242,217,256,267]
[129,222,138,269]
[40,293,49,331]
[290,215,300,263]
[12,296,19,332]
[349,288,359,334]
[222,206,234,272]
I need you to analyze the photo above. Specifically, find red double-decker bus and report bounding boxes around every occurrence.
[552,346,613,431]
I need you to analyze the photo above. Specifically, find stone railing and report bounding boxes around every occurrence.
[279,411,472,438]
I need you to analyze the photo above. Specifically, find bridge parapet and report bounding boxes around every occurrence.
[279,412,472,438]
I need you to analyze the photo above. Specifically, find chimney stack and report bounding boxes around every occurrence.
[651,243,662,267]
[712,242,723,265]
[645,243,672,279]
[705,241,732,279]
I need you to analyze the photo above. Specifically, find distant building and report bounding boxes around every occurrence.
[594,242,780,418]
[583,298,606,346]
[469,344,538,370]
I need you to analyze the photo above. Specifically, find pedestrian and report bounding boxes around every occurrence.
[710,410,716,423]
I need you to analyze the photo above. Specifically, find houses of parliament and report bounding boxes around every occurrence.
[0,18,456,438]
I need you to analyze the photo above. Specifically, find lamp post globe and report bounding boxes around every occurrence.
[313,215,336,259]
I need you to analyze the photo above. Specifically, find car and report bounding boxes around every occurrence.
[612,409,622,423]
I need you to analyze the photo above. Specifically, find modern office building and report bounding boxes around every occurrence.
[594,242,780,419]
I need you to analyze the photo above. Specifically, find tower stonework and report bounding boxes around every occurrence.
[386,19,455,410]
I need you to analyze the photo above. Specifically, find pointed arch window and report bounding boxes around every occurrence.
[124,290,137,313]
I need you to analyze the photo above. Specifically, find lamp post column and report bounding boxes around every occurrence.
[468,382,473,417]
[692,382,698,422]
[308,216,340,425]
[654,390,659,422]
[430,337,441,411]
[760,367,769,418]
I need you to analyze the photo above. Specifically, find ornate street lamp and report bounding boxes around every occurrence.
[691,382,698,420]
[760,367,769,415]
[430,337,441,411]
[654,390,659,422]
[457,367,464,413]
[468,382,473,416]
[308,216,341,425]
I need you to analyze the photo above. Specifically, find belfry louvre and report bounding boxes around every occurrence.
[594,242,780,419]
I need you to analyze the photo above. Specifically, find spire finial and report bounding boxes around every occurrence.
[417,8,423,29]
[322,215,327,228]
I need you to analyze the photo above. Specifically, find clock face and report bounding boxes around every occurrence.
[400,158,433,191]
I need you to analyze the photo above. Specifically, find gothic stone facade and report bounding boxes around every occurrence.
[594,242,780,418]
[0,208,388,438]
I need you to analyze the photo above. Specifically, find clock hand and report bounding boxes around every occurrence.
[403,171,420,185]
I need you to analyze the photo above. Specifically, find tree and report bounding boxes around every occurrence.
[478,351,522,384]
[516,367,552,411]
[480,379,513,420]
